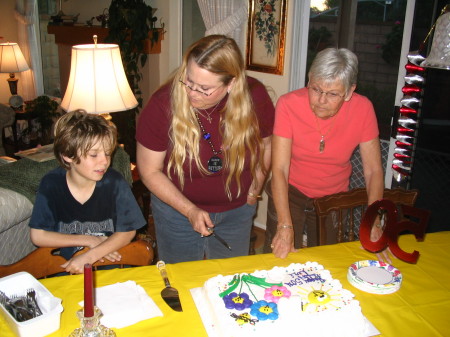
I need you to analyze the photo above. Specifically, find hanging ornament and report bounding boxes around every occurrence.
[404,73,425,85]
[397,126,415,134]
[393,159,412,169]
[397,116,418,127]
[399,106,418,115]
[394,152,412,160]
[405,63,425,73]
[396,134,414,144]
[395,140,413,148]
[402,84,422,95]
[400,96,420,109]
[407,51,426,66]
[393,165,410,183]
[394,147,412,156]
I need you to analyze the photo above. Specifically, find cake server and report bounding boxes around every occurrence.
[156,261,183,312]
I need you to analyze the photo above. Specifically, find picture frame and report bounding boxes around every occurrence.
[246,0,287,75]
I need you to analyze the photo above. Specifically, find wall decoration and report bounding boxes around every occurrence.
[246,0,287,75]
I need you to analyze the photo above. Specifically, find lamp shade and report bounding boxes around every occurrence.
[61,43,138,114]
[421,11,450,70]
[0,42,29,73]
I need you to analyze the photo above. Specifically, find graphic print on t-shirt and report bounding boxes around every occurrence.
[58,219,114,236]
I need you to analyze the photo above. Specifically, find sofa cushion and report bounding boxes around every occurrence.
[0,187,33,233]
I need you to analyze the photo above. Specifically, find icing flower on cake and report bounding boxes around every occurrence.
[223,292,253,310]
[250,300,279,320]
[264,285,291,303]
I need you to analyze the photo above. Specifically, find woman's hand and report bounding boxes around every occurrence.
[370,222,393,264]
[271,225,297,258]
[187,206,215,236]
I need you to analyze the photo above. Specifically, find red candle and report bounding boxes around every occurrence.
[84,264,95,317]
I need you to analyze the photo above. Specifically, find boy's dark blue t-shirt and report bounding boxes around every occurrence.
[29,166,146,258]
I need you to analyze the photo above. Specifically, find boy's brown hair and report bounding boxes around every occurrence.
[53,109,117,170]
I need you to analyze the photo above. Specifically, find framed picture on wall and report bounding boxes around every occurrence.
[246,0,287,75]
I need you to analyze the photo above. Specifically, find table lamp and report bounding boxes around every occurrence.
[60,35,138,119]
[0,42,30,108]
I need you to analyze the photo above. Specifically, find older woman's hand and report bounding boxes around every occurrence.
[271,225,297,258]
[186,206,215,236]
[370,222,393,264]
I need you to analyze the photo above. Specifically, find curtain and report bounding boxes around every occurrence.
[196,0,248,52]
[14,0,44,100]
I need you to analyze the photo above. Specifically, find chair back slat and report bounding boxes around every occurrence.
[313,188,419,246]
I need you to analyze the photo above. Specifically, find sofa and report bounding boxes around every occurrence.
[0,146,133,265]
[0,187,35,265]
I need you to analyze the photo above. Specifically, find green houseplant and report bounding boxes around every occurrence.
[24,96,60,145]
[106,0,160,108]
[105,0,161,161]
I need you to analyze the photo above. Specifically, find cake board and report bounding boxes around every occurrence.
[190,287,380,337]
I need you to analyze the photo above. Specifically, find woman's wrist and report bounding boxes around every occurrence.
[248,192,262,200]
[277,223,293,230]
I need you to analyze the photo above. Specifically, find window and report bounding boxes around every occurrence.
[308,0,408,140]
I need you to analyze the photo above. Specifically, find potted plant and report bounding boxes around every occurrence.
[24,96,60,145]
[106,0,160,108]
[105,0,162,161]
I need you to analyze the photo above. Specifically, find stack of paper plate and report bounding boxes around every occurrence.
[347,260,402,294]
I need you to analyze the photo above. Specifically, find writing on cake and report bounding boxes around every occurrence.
[284,270,326,286]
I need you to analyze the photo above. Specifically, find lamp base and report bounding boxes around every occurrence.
[9,95,24,109]
[7,76,18,96]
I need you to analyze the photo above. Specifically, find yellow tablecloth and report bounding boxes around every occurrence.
[1,232,449,337]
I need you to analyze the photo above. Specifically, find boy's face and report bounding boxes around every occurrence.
[63,139,112,183]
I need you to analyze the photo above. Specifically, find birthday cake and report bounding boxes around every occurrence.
[200,262,369,337]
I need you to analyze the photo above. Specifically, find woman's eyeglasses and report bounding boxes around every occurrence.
[308,86,345,102]
[179,78,222,97]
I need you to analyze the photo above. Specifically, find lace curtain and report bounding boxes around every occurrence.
[196,0,248,52]
[14,0,44,100]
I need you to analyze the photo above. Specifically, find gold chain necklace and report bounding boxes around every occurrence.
[194,99,221,124]
[314,114,337,153]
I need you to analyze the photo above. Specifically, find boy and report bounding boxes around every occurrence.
[29,110,146,274]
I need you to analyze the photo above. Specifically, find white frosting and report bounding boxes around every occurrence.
[202,262,368,337]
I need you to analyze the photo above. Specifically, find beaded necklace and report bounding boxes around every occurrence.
[194,111,223,172]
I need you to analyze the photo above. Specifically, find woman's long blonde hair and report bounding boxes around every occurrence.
[167,35,264,200]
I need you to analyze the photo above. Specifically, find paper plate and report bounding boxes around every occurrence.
[347,260,402,294]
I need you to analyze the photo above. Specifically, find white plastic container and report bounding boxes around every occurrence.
[0,272,63,337]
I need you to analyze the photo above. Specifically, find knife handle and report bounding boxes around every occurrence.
[156,260,171,288]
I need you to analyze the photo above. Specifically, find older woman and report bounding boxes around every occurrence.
[136,35,274,263]
[265,48,385,259]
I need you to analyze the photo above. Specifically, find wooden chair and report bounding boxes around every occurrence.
[0,239,154,279]
[313,188,419,245]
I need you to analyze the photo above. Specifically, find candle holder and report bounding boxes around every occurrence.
[69,307,116,337]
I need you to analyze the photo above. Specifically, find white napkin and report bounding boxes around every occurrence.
[79,280,163,329]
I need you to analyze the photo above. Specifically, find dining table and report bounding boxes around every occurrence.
[1,231,449,337]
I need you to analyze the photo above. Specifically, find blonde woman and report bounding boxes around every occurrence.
[136,35,274,263]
